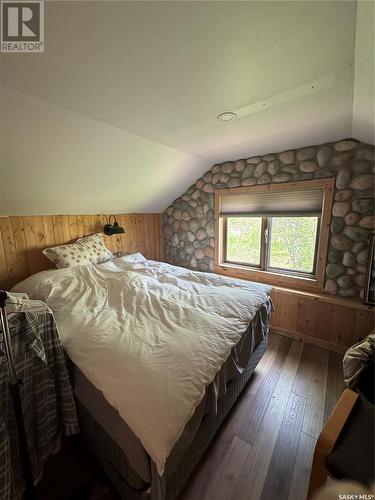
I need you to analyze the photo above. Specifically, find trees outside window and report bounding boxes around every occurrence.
[226,216,319,277]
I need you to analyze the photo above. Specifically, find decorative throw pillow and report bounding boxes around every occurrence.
[42,233,112,269]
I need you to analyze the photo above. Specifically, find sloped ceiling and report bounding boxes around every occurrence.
[352,0,375,145]
[0,0,373,215]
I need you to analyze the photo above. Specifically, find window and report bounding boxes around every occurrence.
[226,217,262,266]
[225,215,319,276]
[215,179,335,291]
[268,216,319,274]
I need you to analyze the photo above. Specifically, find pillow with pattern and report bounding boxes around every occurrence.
[42,233,113,269]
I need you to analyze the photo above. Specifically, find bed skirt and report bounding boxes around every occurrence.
[77,332,268,500]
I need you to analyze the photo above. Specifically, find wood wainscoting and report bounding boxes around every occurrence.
[0,214,163,289]
[1,214,372,353]
[270,287,374,353]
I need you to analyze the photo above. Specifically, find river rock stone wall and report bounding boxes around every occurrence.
[164,139,374,298]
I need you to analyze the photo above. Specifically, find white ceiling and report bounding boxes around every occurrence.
[352,0,375,145]
[0,85,209,214]
[0,0,373,214]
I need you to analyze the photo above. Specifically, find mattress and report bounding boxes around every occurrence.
[73,298,271,489]
[12,255,272,475]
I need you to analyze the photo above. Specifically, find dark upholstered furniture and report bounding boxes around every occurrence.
[326,364,374,486]
[308,343,374,499]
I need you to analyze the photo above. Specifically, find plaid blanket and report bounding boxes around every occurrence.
[0,298,79,500]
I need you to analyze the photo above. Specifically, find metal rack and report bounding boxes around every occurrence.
[0,289,35,500]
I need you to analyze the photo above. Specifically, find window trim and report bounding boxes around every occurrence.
[214,179,335,292]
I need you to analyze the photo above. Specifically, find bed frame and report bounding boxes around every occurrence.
[77,333,269,500]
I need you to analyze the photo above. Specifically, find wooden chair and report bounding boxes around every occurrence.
[307,389,359,499]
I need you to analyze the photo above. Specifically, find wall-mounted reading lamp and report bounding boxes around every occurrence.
[103,215,125,236]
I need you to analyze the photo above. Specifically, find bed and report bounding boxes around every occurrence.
[12,254,272,499]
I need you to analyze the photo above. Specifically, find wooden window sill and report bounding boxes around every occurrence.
[214,263,373,311]
[214,262,322,293]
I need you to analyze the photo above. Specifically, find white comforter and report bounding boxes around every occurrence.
[13,256,271,475]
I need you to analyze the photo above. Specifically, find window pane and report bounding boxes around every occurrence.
[269,217,319,273]
[226,217,262,265]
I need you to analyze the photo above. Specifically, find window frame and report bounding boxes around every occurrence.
[214,179,335,292]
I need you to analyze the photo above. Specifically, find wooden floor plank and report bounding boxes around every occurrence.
[292,343,320,397]
[179,335,343,500]
[287,431,317,500]
[301,346,330,439]
[247,333,282,396]
[235,340,304,500]
[178,428,234,500]
[260,392,306,500]
[237,336,291,445]
[179,396,252,500]
[214,388,255,451]
[202,436,251,500]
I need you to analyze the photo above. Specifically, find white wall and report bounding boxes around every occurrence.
[0,86,208,215]
[352,0,375,144]
[0,1,373,216]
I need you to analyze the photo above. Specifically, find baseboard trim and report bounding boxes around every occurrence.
[270,327,348,354]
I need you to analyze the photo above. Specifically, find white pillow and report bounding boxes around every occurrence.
[43,233,112,269]
[120,252,147,263]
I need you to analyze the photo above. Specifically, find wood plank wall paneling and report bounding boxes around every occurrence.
[270,287,374,353]
[1,214,373,352]
[0,214,164,289]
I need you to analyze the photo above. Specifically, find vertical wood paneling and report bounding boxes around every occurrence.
[0,228,7,284]
[52,215,64,244]
[61,216,71,242]
[1,213,371,353]
[0,213,163,289]
[11,217,29,280]
[22,216,39,275]
[297,298,318,336]
[353,309,374,343]
[42,216,55,246]
[144,213,153,260]
[68,215,79,241]
[33,216,46,248]
[0,217,19,285]
[316,301,335,343]
[270,287,374,353]
[331,305,357,347]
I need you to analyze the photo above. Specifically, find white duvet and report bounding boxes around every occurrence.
[13,255,271,475]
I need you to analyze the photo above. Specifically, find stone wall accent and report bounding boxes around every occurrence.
[164,139,374,299]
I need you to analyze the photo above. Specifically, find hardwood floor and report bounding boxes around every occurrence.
[179,333,345,500]
[36,333,344,500]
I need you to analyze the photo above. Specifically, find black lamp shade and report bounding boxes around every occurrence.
[104,221,125,236]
